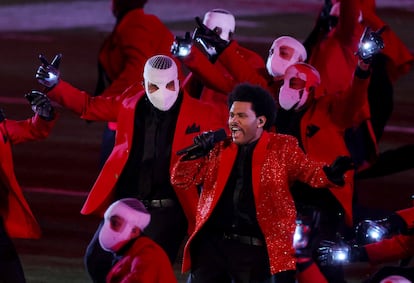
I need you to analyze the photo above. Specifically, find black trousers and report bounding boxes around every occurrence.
[187,232,295,283]
[0,218,26,283]
[84,203,188,283]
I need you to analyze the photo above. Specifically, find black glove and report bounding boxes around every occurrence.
[192,16,229,60]
[356,26,386,64]
[293,209,321,259]
[25,90,55,121]
[171,32,193,58]
[317,239,368,266]
[323,156,354,186]
[36,53,62,89]
[0,108,5,122]
[355,213,408,245]
[182,130,216,161]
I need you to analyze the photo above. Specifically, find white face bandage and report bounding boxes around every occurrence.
[279,63,320,111]
[266,36,307,78]
[143,55,179,111]
[98,198,151,252]
[203,9,235,42]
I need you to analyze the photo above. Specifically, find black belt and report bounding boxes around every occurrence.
[140,199,176,209]
[222,232,264,246]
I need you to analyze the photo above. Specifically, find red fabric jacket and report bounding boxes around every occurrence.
[299,75,371,226]
[171,131,339,274]
[364,207,414,264]
[98,8,175,130]
[106,236,177,283]
[182,41,265,129]
[360,0,414,83]
[0,115,55,238]
[47,80,222,233]
[365,234,414,265]
[98,8,175,98]
[308,0,361,98]
[397,207,414,231]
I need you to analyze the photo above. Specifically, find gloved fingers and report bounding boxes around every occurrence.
[50,53,62,69]
[38,54,50,66]
[36,66,50,79]
[25,90,48,105]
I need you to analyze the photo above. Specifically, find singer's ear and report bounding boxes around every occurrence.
[257,116,266,128]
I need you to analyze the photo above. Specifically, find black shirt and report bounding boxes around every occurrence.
[203,140,264,239]
[115,95,182,201]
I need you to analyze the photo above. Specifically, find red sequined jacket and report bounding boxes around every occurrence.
[171,131,339,274]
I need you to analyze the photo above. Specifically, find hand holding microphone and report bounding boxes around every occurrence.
[177,128,227,161]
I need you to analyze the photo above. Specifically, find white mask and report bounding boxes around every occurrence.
[279,85,308,111]
[279,63,320,111]
[143,55,179,111]
[203,9,235,42]
[98,199,151,252]
[266,36,307,78]
[379,275,412,283]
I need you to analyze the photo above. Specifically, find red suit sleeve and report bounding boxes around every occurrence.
[4,114,56,144]
[365,234,414,264]
[396,207,414,230]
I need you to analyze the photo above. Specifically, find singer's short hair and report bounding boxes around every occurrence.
[227,83,276,130]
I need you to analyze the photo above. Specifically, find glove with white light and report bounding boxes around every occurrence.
[293,209,321,259]
[355,213,408,245]
[171,32,193,58]
[25,90,55,121]
[36,53,62,89]
[356,26,385,64]
[317,239,368,266]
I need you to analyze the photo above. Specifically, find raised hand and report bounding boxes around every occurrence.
[317,239,364,266]
[356,26,386,64]
[25,90,55,121]
[36,53,62,89]
[171,32,193,58]
[355,213,408,245]
[192,16,229,59]
[323,156,354,186]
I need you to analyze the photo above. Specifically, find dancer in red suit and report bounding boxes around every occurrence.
[171,9,265,129]
[95,0,177,170]
[0,91,56,283]
[171,83,353,282]
[35,54,222,283]
[99,198,177,283]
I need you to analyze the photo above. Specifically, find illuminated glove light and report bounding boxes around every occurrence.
[293,223,310,249]
[329,245,351,264]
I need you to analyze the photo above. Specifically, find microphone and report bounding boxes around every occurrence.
[177,128,227,156]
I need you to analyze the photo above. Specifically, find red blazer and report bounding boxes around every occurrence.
[106,236,177,283]
[308,0,361,98]
[47,80,222,232]
[182,41,265,129]
[365,234,414,265]
[0,115,55,238]
[98,8,175,98]
[171,131,339,274]
[397,207,414,231]
[98,8,176,130]
[299,75,370,226]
